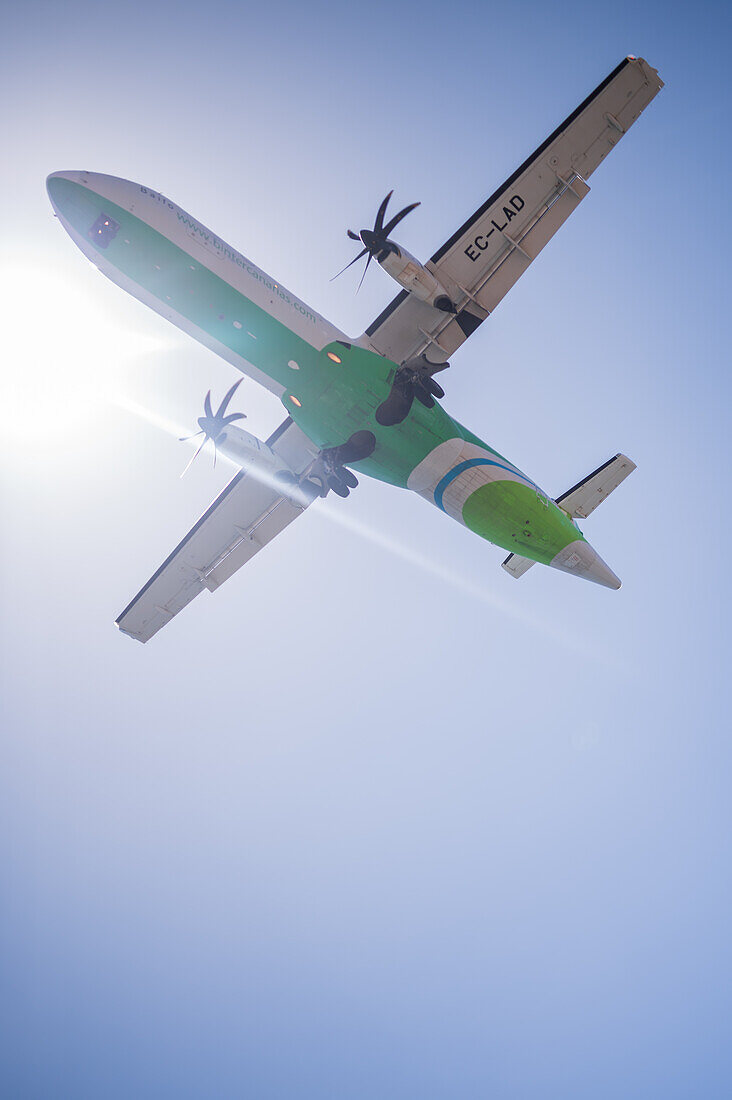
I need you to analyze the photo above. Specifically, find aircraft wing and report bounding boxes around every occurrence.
[116,418,319,643]
[364,56,663,366]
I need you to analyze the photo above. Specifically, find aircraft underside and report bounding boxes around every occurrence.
[46,56,662,639]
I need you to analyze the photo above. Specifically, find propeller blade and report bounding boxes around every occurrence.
[331,246,370,281]
[203,390,213,419]
[347,229,360,241]
[180,436,208,478]
[375,387,414,427]
[215,378,243,418]
[327,473,351,498]
[339,468,359,489]
[382,201,420,238]
[221,412,246,426]
[332,430,376,465]
[178,429,204,443]
[373,190,393,234]
[356,252,373,292]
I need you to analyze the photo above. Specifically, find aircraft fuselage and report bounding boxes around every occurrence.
[47,171,620,586]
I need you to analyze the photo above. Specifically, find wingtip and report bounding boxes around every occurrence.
[115,619,146,643]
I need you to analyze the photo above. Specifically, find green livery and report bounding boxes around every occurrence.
[46,59,664,637]
[48,174,583,570]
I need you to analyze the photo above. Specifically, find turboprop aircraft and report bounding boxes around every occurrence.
[47,56,663,643]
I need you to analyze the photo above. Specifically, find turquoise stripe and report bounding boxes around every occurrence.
[434,458,534,512]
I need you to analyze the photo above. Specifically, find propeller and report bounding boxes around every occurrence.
[314,430,376,497]
[375,356,450,427]
[333,190,420,290]
[278,430,376,500]
[179,378,246,476]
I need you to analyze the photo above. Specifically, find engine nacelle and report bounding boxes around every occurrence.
[378,245,455,313]
[212,424,286,477]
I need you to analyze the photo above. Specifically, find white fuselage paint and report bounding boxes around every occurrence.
[407,438,544,524]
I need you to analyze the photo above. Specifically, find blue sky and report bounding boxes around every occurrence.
[1,2,731,1096]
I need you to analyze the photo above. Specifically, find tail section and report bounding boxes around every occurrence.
[547,539,622,589]
[502,453,635,585]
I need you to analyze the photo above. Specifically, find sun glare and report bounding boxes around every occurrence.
[0,263,167,448]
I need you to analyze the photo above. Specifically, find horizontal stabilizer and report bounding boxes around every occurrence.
[502,454,635,581]
[555,453,636,519]
[501,553,536,579]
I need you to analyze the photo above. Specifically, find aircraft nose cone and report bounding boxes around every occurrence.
[47,170,71,190]
[46,172,62,201]
[46,170,83,207]
[46,171,103,238]
[550,539,622,589]
[47,171,67,212]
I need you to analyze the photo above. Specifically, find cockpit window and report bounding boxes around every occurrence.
[88,213,120,249]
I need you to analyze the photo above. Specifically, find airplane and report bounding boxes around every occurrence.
[46,56,663,643]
